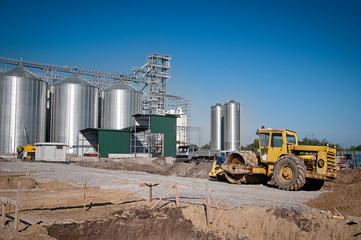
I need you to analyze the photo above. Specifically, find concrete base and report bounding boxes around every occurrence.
[108,153,150,159]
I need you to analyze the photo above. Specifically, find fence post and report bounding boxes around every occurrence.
[14,182,20,231]
[175,184,179,207]
[83,182,87,211]
[1,202,5,230]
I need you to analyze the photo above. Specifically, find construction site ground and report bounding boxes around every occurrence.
[0,157,360,240]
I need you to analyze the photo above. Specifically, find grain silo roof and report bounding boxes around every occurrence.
[105,80,139,91]
[0,66,42,80]
[55,74,95,87]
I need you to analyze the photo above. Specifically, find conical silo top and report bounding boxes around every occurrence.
[0,65,41,80]
[55,74,95,87]
[105,80,139,92]
[226,99,239,104]
[212,103,222,107]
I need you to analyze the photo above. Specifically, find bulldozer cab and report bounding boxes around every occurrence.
[257,128,298,164]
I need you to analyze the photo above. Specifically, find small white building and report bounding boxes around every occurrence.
[35,142,67,162]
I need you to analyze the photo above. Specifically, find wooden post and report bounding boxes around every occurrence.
[14,182,20,231]
[83,182,87,211]
[149,185,153,203]
[7,202,10,219]
[144,183,158,203]
[1,202,5,230]
[205,183,212,227]
[175,184,179,207]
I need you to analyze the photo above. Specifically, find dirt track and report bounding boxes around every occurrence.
[0,159,361,239]
[1,160,322,210]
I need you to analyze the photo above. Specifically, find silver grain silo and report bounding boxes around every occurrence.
[0,66,47,153]
[224,100,240,152]
[101,81,142,130]
[210,103,223,151]
[50,74,98,154]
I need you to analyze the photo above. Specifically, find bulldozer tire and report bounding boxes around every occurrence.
[303,179,324,191]
[273,155,306,191]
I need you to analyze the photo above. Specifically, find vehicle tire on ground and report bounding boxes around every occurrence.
[273,155,306,191]
[303,179,325,191]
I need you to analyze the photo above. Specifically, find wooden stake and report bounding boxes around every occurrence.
[1,202,5,230]
[205,183,212,227]
[144,183,159,203]
[334,207,342,217]
[83,182,87,211]
[14,182,20,231]
[149,185,153,203]
[7,202,10,219]
[175,184,179,207]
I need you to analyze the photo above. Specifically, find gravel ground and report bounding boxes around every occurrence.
[0,161,323,211]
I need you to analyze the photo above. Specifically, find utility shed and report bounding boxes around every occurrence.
[34,142,66,162]
[79,114,177,158]
[79,129,131,158]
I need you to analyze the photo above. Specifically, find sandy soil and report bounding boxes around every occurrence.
[75,157,213,179]
[305,168,361,217]
[0,165,361,239]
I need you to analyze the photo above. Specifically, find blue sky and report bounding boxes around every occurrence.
[1,0,360,147]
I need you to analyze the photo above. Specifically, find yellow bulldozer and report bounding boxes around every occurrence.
[17,145,36,160]
[209,127,337,191]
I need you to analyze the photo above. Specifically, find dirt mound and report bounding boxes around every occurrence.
[0,176,37,189]
[166,161,213,178]
[322,167,361,190]
[75,158,213,179]
[183,205,361,240]
[35,181,77,189]
[46,207,221,240]
[306,167,361,217]
[76,158,165,175]
[271,208,313,232]
[0,225,55,240]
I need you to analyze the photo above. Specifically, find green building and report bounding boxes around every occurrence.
[79,114,177,158]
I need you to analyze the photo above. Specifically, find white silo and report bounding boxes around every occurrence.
[0,66,47,153]
[50,74,99,154]
[223,100,240,152]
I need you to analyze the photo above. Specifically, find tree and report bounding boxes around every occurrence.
[334,144,345,152]
[201,143,211,149]
[299,137,344,151]
[241,139,259,152]
[189,144,198,149]
[348,145,361,151]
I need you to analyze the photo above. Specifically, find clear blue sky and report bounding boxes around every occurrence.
[1,0,360,148]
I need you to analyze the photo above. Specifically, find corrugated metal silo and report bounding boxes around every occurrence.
[50,74,98,153]
[101,81,142,130]
[0,66,47,153]
[210,103,223,151]
[224,100,240,152]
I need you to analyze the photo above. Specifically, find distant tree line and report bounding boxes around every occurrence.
[189,143,211,149]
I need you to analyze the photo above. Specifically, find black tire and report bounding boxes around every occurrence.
[273,155,306,191]
[303,179,325,191]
